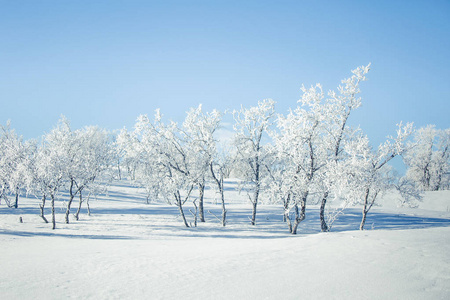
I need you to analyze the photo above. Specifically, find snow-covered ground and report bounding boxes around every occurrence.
[1,180,449,299]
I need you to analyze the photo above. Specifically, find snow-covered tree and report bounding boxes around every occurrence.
[233,99,275,225]
[274,85,327,234]
[403,126,450,191]
[31,117,71,229]
[0,122,29,208]
[345,123,414,230]
[182,105,223,223]
[66,126,113,222]
[316,63,370,232]
[127,111,199,227]
[392,173,423,208]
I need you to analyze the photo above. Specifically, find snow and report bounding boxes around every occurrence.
[1,181,449,299]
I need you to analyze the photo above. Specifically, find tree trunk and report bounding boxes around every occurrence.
[191,200,198,227]
[360,209,368,231]
[291,204,306,234]
[320,191,329,232]
[175,192,190,228]
[290,196,307,234]
[283,193,291,222]
[285,209,292,233]
[210,163,227,226]
[86,193,91,216]
[360,187,370,230]
[251,159,261,225]
[251,180,260,225]
[75,190,83,221]
[14,188,19,209]
[198,182,205,222]
[65,180,75,224]
[251,200,258,225]
[39,195,48,223]
[220,179,227,227]
[51,193,56,230]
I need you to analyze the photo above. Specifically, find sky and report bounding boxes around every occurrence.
[1,0,449,152]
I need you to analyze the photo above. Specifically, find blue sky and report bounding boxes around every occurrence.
[1,0,449,151]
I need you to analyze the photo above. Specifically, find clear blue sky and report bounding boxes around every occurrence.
[1,0,449,149]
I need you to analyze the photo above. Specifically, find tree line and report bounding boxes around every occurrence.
[1,64,449,233]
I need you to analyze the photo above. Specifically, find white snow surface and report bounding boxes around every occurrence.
[1,180,449,299]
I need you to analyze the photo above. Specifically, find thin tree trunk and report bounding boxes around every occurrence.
[190,200,198,227]
[291,196,307,234]
[360,210,368,231]
[175,192,190,228]
[250,157,261,226]
[250,180,260,225]
[75,190,83,221]
[220,175,227,227]
[39,195,48,223]
[283,193,291,222]
[86,192,91,216]
[51,193,56,230]
[177,202,190,228]
[360,187,370,230]
[210,163,227,226]
[14,188,19,209]
[198,182,205,222]
[65,180,75,224]
[285,209,292,233]
[291,204,306,234]
[251,200,258,225]
[320,191,329,232]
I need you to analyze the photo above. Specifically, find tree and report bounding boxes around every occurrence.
[182,105,222,223]
[0,121,29,208]
[345,123,414,230]
[403,126,450,191]
[233,99,275,225]
[209,148,230,226]
[32,117,70,229]
[316,63,370,232]
[128,111,197,227]
[68,126,113,222]
[274,85,327,234]
[392,173,423,208]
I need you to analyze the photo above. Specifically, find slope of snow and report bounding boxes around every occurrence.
[1,181,449,299]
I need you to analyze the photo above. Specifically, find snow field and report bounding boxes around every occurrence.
[1,181,449,299]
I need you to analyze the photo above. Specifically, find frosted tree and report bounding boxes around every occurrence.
[316,64,370,231]
[403,126,450,191]
[117,122,164,204]
[233,99,275,225]
[345,123,414,230]
[31,117,71,229]
[129,111,199,227]
[34,117,110,224]
[182,105,222,223]
[0,122,29,208]
[274,85,327,234]
[433,129,450,190]
[392,173,423,208]
[69,126,113,222]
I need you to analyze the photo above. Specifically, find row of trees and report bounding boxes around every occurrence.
[1,64,449,233]
[0,118,113,229]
